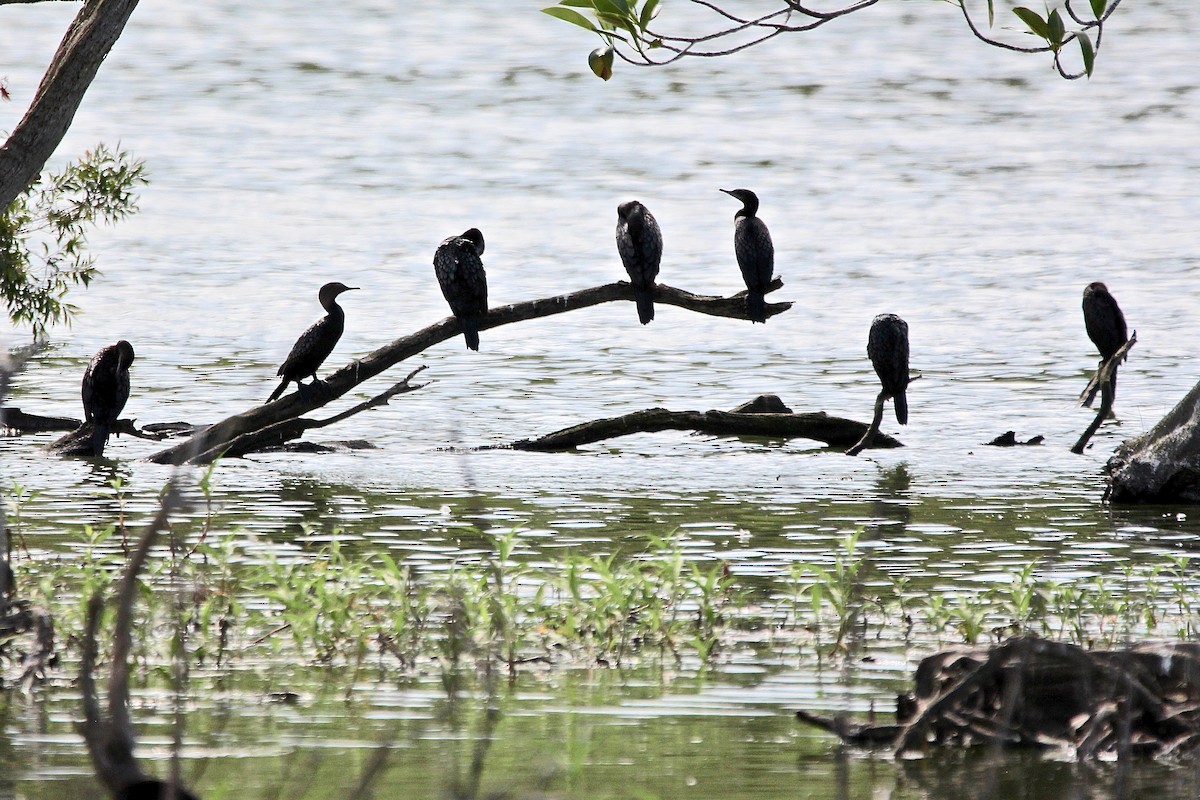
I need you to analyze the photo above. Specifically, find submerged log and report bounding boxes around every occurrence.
[496,396,901,451]
[796,637,1200,760]
[2,407,81,433]
[1106,377,1200,503]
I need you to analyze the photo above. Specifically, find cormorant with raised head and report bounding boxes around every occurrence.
[867,314,910,425]
[616,200,662,325]
[1082,281,1128,399]
[267,282,358,402]
[434,227,488,351]
[720,188,774,323]
[81,340,135,456]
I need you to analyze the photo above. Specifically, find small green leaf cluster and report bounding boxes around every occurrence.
[0,144,148,339]
[542,0,662,79]
[1013,0,1108,77]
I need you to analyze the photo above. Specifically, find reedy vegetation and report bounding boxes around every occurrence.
[6,481,1200,688]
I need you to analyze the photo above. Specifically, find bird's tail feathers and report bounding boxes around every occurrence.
[463,318,481,351]
[894,392,909,426]
[747,292,766,324]
[267,379,289,403]
[90,423,110,457]
[635,290,654,325]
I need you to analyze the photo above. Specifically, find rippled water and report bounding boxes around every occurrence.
[4,0,1200,797]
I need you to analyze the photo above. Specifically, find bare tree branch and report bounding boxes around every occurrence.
[147,279,792,465]
[0,0,140,209]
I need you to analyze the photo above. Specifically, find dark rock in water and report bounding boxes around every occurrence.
[987,431,1044,447]
[730,395,792,414]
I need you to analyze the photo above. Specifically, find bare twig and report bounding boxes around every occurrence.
[845,390,885,457]
[1073,333,1136,455]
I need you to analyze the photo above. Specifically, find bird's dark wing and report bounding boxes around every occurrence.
[868,315,910,397]
[616,210,662,289]
[434,239,488,319]
[81,345,130,424]
[1083,291,1128,360]
[278,315,343,381]
[734,216,774,292]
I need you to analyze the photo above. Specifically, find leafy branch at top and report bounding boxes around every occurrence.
[542,0,1123,81]
[0,144,148,339]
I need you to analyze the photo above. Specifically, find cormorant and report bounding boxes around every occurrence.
[720,188,774,323]
[433,228,488,351]
[615,200,662,325]
[1082,281,1128,399]
[867,314,910,425]
[267,282,358,402]
[81,340,135,456]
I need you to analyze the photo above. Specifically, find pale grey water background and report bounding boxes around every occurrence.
[3,1,1200,797]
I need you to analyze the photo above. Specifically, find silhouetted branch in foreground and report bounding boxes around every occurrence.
[79,481,200,800]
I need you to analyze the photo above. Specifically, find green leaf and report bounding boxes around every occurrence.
[640,0,661,29]
[1012,7,1049,40]
[1078,31,1095,77]
[594,0,629,14]
[541,6,598,32]
[557,0,596,6]
[1046,9,1065,46]
[1089,0,1106,18]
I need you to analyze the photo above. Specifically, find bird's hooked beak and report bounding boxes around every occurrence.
[719,188,736,197]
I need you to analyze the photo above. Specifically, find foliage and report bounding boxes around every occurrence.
[0,145,147,339]
[541,0,1122,81]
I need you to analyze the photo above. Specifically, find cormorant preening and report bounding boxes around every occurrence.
[1082,281,1128,399]
[81,340,135,456]
[616,200,662,325]
[867,314,910,425]
[720,188,774,323]
[267,282,358,402]
[433,228,488,351]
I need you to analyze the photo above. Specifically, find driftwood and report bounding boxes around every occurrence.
[3,407,81,433]
[1106,375,1200,503]
[44,419,164,457]
[147,280,792,465]
[797,637,1200,760]
[491,395,900,452]
[1072,333,1137,455]
[79,482,200,800]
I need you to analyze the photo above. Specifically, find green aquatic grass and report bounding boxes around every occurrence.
[7,489,1200,687]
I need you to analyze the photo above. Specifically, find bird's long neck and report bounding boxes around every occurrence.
[322,296,345,320]
[737,197,759,219]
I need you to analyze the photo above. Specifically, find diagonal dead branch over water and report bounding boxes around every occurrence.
[147,279,791,465]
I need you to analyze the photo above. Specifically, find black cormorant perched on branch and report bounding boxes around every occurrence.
[720,188,774,323]
[867,314,910,425]
[1082,281,1128,399]
[434,227,488,351]
[616,200,662,325]
[81,340,135,456]
[267,282,358,402]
